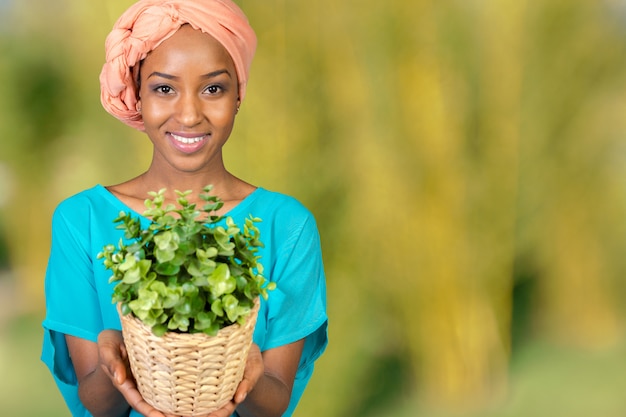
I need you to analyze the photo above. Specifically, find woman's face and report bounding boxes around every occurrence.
[137,25,240,174]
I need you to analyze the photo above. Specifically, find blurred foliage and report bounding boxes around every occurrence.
[2,0,626,416]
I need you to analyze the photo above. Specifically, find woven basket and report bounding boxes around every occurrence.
[118,298,260,416]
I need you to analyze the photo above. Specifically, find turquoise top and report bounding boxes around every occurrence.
[41,185,328,417]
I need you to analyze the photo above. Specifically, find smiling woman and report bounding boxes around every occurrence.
[137,26,240,171]
[40,2,328,417]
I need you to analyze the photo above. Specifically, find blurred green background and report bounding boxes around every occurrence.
[3,0,626,416]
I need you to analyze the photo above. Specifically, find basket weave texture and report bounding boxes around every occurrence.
[118,298,260,416]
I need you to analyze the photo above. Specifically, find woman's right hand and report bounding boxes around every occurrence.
[97,330,172,417]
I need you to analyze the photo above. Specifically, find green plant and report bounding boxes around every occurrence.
[98,185,274,337]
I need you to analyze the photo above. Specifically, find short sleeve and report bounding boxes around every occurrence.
[41,202,102,416]
[265,213,328,367]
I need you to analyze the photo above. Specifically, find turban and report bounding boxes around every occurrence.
[99,0,257,130]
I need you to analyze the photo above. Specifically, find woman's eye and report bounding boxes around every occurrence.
[205,85,222,95]
[155,85,173,94]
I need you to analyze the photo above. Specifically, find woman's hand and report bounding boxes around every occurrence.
[97,330,171,417]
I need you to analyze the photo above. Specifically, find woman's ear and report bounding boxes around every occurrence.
[235,98,241,114]
[136,99,142,113]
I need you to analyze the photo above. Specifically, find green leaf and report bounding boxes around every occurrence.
[151,324,168,337]
[195,311,217,333]
[211,298,224,317]
[201,323,220,336]
[197,247,218,259]
[149,281,181,308]
[154,261,179,276]
[222,294,241,322]
[208,264,236,298]
[187,257,216,278]
[118,253,137,272]
[168,313,190,332]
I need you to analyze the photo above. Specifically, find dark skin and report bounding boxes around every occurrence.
[65,25,305,417]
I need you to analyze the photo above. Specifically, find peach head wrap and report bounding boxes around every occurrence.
[99,0,257,130]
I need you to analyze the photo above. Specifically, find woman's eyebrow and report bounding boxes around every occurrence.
[147,69,231,80]
[201,69,231,79]
[147,71,178,80]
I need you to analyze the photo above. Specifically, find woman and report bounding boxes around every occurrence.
[41,1,328,416]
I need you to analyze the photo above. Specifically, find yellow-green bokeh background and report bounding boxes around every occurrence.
[3,0,626,416]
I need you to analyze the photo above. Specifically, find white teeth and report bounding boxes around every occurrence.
[171,134,205,144]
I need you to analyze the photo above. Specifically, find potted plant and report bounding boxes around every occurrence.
[98,185,274,416]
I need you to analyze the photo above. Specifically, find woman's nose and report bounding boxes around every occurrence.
[176,93,203,126]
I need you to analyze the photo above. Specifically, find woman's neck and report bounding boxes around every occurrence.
[106,164,256,215]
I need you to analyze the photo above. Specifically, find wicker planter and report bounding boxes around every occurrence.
[118,298,260,416]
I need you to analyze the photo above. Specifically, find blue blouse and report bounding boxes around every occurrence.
[41,185,328,417]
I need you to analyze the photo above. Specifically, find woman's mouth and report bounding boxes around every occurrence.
[171,133,206,144]
[168,132,209,154]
